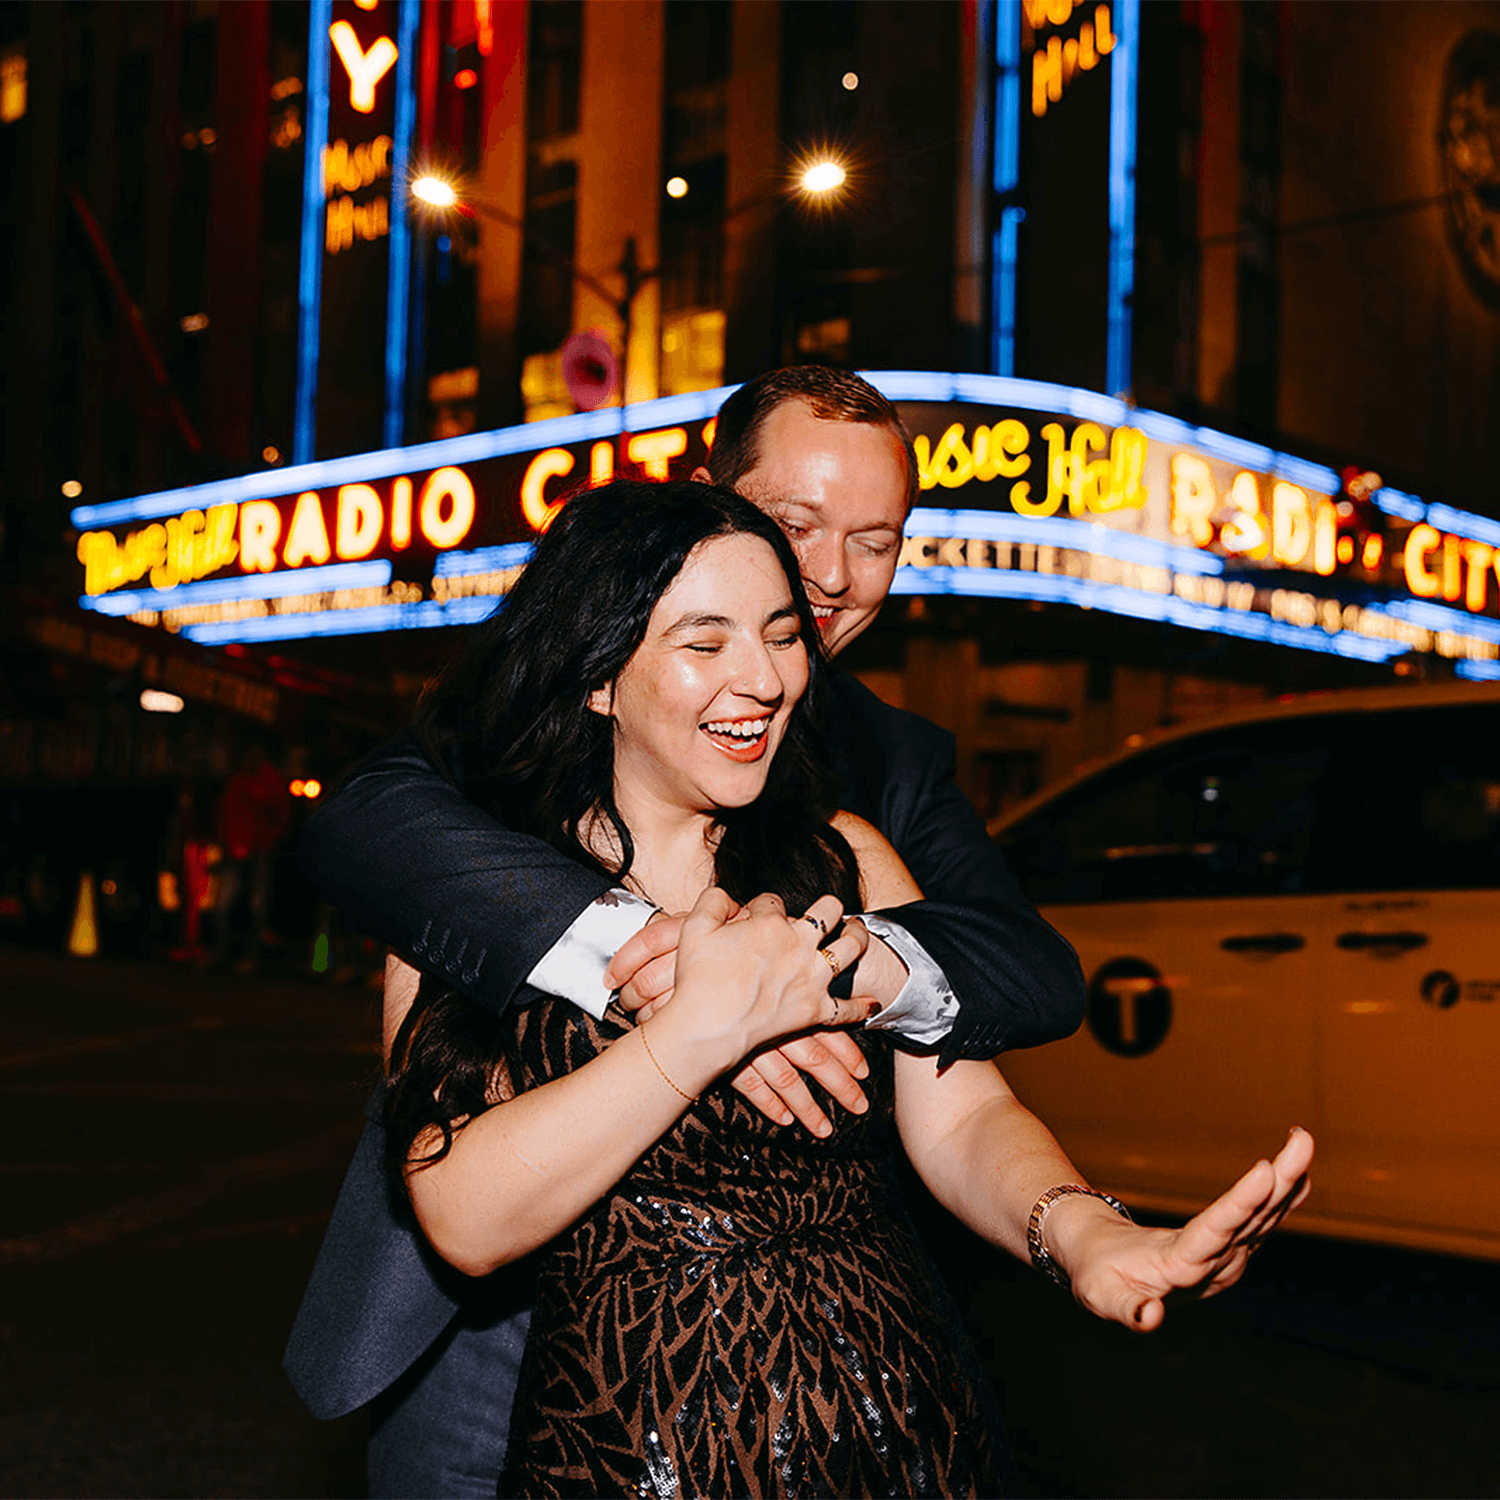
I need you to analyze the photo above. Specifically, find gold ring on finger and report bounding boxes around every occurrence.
[819,947,840,978]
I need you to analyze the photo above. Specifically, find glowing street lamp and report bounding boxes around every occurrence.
[411,173,460,210]
[799,159,847,195]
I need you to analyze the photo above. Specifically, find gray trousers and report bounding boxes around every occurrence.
[366,1304,532,1500]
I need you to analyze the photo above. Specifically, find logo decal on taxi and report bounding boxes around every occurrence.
[1421,970,1461,1009]
[1087,957,1173,1056]
[1421,971,1498,1007]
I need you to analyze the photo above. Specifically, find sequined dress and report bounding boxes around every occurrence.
[496,995,1005,1499]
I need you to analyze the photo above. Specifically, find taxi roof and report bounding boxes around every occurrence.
[991,677,1500,835]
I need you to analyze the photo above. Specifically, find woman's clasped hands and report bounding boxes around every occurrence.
[657,887,880,1079]
[606,895,884,1136]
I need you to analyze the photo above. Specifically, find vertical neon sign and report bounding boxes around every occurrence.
[384,0,419,449]
[992,0,1023,377]
[294,0,418,463]
[295,0,333,465]
[1105,0,1138,398]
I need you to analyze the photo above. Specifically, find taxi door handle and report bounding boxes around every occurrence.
[1220,933,1306,954]
[1335,930,1429,953]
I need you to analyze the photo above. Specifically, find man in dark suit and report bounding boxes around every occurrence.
[286,366,1085,1498]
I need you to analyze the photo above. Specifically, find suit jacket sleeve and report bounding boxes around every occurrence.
[299,731,614,1016]
[833,677,1085,1062]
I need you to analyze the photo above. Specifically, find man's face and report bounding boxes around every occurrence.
[731,401,909,657]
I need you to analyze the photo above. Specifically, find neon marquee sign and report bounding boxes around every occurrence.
[69,373,1500,674]
[71,415,712,639]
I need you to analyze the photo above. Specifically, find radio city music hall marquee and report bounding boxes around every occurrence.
[70,373,1500,675]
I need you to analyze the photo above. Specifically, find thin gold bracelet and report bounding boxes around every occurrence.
[640,1024,698,1104]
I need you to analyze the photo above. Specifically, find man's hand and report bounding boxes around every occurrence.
[731,1030,871,1137]
[604,911,683,1016]
[851,922,910,1010]
[383,952,421,1065]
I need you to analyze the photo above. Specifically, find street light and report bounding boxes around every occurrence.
[799,159,847,194]
[410,160,849,409]
[412,173,461,211]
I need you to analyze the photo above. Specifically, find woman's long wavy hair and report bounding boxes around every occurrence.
[385,479,862,1186]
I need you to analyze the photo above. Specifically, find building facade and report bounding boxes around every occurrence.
[6,0,1500,882]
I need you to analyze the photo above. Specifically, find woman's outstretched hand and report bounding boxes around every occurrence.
[1054,1127,1315,1332]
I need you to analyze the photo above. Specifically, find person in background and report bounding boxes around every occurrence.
[211,744,289,974]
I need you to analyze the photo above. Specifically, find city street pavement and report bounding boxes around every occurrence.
[2,944,1497,1499]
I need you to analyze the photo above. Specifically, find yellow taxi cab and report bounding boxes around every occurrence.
[992,681,1500,1261]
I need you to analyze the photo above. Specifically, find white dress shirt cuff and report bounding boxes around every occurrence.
[856,914,961,1047]
[525,889,659,1019]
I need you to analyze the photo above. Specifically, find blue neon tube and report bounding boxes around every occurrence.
[294,0,333,465]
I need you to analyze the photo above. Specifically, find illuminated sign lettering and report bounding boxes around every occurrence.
[1026,0,1116,118]
[302,0,415,461]
[323,134,392,193]
[520,449,576,533]
[519,428,693,532]
[1169,456,1340,574]
[329,19,397,113]
[628,428,689,478]
[78,506,239,596]
[79,470,476,595]
[323,134,393,253]
[1403,522,1499,609]
[915,419,1146,517]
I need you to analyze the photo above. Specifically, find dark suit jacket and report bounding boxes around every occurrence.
[285,669,1083,1418]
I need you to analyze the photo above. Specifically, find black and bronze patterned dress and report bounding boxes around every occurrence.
[495,993,1006,1500]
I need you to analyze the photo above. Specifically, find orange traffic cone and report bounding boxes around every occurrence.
[67,870,99,958]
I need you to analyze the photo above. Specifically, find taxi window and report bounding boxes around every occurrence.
[1316,704,1500,891]
[1001,722,1336,904]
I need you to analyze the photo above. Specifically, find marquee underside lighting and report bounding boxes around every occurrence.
[79,560,393,616]
[1384,596,1500,646]
[433,542,536,577]
[182,594,497,645]
[1456,659,1500,680]
[890,565,1408,664]
[907,506,1223,575]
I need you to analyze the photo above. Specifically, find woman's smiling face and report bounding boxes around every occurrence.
[589,532,811,817]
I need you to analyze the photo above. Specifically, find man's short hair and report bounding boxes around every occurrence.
[707,365,919,512]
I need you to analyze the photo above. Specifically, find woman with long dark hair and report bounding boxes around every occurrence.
[384,479,1313,1498]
